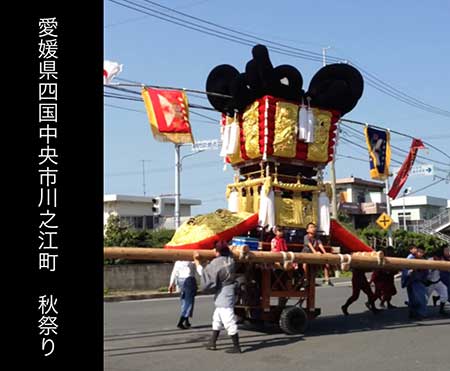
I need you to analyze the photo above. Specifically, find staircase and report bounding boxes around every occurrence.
[417,209,450,243]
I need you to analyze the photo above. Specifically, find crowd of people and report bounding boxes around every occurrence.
[168,228,450,354]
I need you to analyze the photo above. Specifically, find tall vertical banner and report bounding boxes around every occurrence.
[364,126,391,180]
[141,88,194,144]
[388,138,425,199]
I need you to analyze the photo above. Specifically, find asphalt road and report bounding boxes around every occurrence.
[104,281,450,371]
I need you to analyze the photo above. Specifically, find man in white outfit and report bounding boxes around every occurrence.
[193,240,242,353]
[426,253,448,315]
[168,260,198,329]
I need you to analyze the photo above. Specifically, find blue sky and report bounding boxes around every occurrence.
[104,0,450,215]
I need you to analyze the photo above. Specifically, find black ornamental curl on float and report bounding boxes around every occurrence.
[206,44,364,117]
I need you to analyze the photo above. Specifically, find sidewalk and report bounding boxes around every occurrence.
[104,276,354,302]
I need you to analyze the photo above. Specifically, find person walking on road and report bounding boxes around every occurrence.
[193,240,242,354]
[341,268,381,316]
[168,260,198,329]
[401,246,428,320]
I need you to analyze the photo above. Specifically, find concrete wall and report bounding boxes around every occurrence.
[104,263,174,290]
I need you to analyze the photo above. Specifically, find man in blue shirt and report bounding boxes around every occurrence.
[401,245,428,320]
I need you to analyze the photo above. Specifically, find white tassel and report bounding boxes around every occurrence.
[258,187,268,226]
[298,102,308,141]
[228,189,239,212]
[318,191,330,235]
[266,189,275,228]
[226,117,240,155]
[220,123,231,157]
[305,97,315,143]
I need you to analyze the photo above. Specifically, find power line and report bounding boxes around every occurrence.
[105,159,223,176]
[108,0,328,63]
[103,91,218,111]
[104,103,146,113]
[335,154,368,163]
[106,81,232,99]
[140,0,334,61]
[339,136,404,166]
[189,110,218,123]
[406,178,446,196]
[107,0,450,119]
[104,93,143,102]
[143,0,449,118]
[104,87,449,165]
[104,102,218,124]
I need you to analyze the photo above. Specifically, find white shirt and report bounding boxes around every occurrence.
[169,261,196,288]
[427,258,440,282]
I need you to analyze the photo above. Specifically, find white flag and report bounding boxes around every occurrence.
[104,60,123,85]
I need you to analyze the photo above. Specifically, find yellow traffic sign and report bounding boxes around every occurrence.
[376,212,393,230]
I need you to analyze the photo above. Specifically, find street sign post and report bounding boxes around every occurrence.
[393,164,434,177]
[191,139,221,152]
[376,212,393,230]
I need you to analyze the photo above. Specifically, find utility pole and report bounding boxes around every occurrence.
[402,187,412,231]
[385,176,393,246]
[322,46,338,219]
[141,160,151,196]
[174,144,181,229]
[173,140,219,230]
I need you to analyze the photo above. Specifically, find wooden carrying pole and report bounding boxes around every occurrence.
[104,247,450,272]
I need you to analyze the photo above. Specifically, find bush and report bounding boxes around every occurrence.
[356,226,446,257]
[104,215,175,264]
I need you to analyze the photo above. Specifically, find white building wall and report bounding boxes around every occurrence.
[110,201,154,216]
[346,187,353,203]
[369,192,385,203]
[161,204,192,217]
[391,207,421,223]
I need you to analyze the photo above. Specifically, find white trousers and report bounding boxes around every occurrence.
[426,281,448,303]
[212,307,238,335]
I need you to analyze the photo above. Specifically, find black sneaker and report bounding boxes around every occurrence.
[432,296,440,307]
[366,302,381,314]
[341,305,349,316]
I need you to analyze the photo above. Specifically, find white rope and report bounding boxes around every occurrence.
[338,253,344,268]
[346,254,352,266]
[280,251,295,270]
[340,254,352,271]
[376,251,383,266]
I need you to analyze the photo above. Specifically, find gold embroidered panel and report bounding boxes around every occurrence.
[242,101,261,159]
[306,109,332,162]
[273,102,297,158]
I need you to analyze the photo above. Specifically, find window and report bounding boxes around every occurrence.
[119,216,143,230]
[133,216,143,229]
[357,192,365,204]
[144,215,154,229]
[398,212,411,220]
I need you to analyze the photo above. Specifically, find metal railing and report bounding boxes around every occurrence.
[421,209,450,232]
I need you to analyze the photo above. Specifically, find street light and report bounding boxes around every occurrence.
[174,146,206,229]
[402,187,412,231]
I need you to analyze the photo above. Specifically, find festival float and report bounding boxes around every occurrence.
[104,45,450,334]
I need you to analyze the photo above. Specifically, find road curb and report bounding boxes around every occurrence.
[104,277,358,302]
[104,292,213,302]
